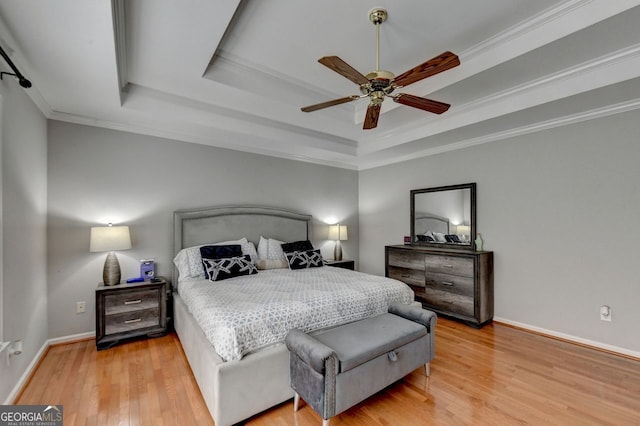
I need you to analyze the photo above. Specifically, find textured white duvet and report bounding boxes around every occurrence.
[178,266,414,361]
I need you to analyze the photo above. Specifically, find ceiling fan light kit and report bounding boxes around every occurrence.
[301,8,460,130]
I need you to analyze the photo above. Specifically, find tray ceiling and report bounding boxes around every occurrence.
[0,0,639,169]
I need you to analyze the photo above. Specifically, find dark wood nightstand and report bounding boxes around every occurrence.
[325,259,355,270]
[95,278,168,350]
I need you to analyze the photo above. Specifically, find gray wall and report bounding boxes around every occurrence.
[0,81,48,402]
[359,109,640,353]
[47,121,359,338]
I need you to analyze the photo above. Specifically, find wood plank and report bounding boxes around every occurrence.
[14,319,640,425]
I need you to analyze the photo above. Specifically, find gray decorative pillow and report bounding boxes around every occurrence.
[285,249,324,270]
[202,255,258,282]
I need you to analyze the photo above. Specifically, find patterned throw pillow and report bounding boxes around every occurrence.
[200,245,242,280]
[202,255,258,282]
[285,249,324,270]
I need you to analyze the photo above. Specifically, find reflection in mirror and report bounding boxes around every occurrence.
[411,183,476,250]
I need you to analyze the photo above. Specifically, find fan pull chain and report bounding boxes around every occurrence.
[376,21,380,71]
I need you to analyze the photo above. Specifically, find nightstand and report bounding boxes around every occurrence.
[325,259,355,270]
[95,278,168,350]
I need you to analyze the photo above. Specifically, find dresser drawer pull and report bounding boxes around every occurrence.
[441,281,455,286]
[444,264,453,268]
[124,318,142,324]
[401,274,412,278]
[124,299,142,305]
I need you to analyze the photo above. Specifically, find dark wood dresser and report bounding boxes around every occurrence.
[95,278,168,350]
[385,245,493,327]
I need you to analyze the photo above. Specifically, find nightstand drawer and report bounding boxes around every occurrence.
[104,289,159,315]
[388,266,425,287]
[425,255,473,277]
[105,308,160,335]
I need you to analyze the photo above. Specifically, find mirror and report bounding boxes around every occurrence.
[411,183,476,250]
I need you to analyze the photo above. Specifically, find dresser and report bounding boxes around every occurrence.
[385,245,493,327]
[95,278,168,350]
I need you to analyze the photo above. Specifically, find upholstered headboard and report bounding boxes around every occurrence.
[173,205,312,284]
[414,214,450,236]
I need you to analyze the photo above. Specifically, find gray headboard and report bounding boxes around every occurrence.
[414,214,450,236]
[173,205,312,284]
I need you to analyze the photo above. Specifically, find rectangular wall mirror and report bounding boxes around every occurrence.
[410,183,476,251]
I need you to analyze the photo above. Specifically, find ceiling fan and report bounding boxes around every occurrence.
[301,8,460,130]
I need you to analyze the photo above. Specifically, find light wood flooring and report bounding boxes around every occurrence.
[15,318,640,425]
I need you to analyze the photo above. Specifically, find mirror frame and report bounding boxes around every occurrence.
[410,182,477,251]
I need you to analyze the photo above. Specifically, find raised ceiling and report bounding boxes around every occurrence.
[0,0,639,169]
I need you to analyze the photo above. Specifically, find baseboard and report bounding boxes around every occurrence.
[3,331,96,404]
[493,316,640,361]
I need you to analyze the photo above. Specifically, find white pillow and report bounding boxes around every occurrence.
[266,238,287,262]
[257,236,269,259]
[433,232,447,243]
[176,238,258,278]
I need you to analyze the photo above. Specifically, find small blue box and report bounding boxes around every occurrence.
[140,259,155,278]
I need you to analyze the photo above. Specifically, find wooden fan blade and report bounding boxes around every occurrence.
[363,103,381,129]
[394,93,450,114]
[393,51,460,88]
[301,96,358,112]
[319,56,369,86]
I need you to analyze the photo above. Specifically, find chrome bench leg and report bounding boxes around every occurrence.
[294,392,300,412]
[425,362,431,377]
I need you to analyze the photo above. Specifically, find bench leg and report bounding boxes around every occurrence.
[294,392,300,412]
[425,362,431,377]
[322,419,330,426]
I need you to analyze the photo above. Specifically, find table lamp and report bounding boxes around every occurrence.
[90,224,131,285]
[328,224,348,261]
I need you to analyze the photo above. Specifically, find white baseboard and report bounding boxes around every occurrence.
[3,331,96,404]
[494,316,640,360]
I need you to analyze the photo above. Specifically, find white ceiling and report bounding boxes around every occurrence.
[1,0,639,169]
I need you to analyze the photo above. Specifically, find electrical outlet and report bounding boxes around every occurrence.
[600,305,611,322]
[76,301,86,314]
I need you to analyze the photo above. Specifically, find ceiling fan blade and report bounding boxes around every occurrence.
[393,93,450,114]
[301,95,359,112]
[393,51,460,88]
[318,56,370,86]
[363,103,381,129]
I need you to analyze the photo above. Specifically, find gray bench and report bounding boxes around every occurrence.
[285,302,436,425]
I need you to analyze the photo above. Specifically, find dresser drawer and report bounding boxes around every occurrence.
[104,289,159,315]
[388,266,425,287]
[105,308,160,335]
[425,255,473,277]
[387,250,425,271]
[422,287,474,317]
[425,272,474,297]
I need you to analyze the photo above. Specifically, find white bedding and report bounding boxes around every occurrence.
[178,266,414,362]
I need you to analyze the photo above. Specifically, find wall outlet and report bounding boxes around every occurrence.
[76,301,86,314]
[600,305,611,322]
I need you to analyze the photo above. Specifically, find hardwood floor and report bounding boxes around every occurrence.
[16,318,640,425]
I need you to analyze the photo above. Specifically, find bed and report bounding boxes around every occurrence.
[172,205,415,425]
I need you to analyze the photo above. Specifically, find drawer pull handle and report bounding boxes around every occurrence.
[124,318,142,324]
[444,264,453,268]
[401,274,411,278]
[441,281,454,286]
[124,299,142,305]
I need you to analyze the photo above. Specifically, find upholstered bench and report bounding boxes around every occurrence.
[285,302,436,425]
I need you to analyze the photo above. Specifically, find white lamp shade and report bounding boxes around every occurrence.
[328,224,348,241]
[456,225,470,235]
[90,226,132,252]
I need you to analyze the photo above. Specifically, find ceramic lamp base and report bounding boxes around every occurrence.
[334,241,343,261]
[103,251,121,285]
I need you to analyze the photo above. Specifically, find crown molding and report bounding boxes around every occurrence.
[357,97,640,170]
